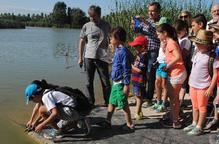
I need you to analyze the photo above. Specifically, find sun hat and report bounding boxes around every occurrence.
[155,17,171,26]
[209,21,219,30]
[189,29,213,45]
[24,83,38,105]
[128,35,148,47]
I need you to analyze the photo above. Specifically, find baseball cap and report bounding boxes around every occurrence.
[24,83,38,105]
[155,17,170,26]
[128,36,148,47]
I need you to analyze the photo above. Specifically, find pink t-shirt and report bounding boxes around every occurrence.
[165,39,185,77]
[189,51,219,89]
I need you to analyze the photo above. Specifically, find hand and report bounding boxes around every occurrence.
[78,58,83,68]
[162,66,168,72]
[35,123,45,132]
[123,85,130,95]
[205,88,213,98]
[26,120,34,129]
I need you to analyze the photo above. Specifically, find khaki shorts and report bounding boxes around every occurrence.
[169,71,187,85]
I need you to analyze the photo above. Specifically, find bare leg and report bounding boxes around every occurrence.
[197,112,206,129]
[123,104,133,127]
[106,104,115,123]
[179,88,186,106]
[155,77,162,103]
[136,96,143,114]
[161,78,167,103]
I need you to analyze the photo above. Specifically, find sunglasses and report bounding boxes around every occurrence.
[180,15,188,19]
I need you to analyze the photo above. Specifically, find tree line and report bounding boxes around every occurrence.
[0,1,89,29]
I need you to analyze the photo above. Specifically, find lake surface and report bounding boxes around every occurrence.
[0,27,103,143]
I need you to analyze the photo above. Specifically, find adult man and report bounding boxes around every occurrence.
[78,5,111,106]
[207,3,219,30]
[133,2,161,107]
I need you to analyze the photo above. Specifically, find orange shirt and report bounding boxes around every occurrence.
[165,39,185,77]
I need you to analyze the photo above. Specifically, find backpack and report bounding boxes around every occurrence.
[51,86,92,113]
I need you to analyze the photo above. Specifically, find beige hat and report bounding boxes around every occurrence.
[209,21,219,30]
[189,29,213,45]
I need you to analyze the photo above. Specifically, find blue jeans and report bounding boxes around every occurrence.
[145,49,158,100]
[84,58,111,105]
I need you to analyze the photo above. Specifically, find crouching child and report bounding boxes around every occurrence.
[24,79,92,138]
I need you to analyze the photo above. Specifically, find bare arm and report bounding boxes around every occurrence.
[35,107,59,132]
[78,38,86,66]
[167,47,181,69]
[205,68,217,97]
[26,103,41,127]
[132,64,142,73]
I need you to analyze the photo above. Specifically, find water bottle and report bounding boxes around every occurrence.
[215,46,219,57]
[133,16,141,32]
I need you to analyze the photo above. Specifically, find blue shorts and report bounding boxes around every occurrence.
[132,85,146,97]
[156,63,168,78]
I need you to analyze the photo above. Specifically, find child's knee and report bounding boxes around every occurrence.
[199,106,207,113]
[39,106,47,116]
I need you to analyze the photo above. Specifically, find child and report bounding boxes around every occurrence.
[98,27,134,131]
[151,17,170,112]
[183,30,218,135]
[151,40,168,112]
[156,23,187,128]
[24,80,91,138]
[174,19,192,107]
[205,22,219,130]
[128,35,148,120]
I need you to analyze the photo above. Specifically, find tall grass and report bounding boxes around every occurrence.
[104,0,214,41]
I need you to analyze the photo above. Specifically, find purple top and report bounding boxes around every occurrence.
[189,51,219,89]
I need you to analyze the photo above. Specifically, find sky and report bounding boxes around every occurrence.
[0,0,114,16]
[1,0,219,16]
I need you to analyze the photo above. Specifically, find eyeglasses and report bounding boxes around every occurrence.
[180,15,188,19]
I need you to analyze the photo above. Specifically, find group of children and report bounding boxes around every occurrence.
[24,14,219,138]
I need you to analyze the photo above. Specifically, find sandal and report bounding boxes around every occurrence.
[173,121,182,129]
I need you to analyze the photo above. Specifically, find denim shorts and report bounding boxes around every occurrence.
[156,63,168,78]
[169,71,187,85]
[132,85,146,97]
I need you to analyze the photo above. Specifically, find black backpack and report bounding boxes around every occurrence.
[51,86,92,113]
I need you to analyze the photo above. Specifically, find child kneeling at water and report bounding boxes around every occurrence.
[24,80,91,138]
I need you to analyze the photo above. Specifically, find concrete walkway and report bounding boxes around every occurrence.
[28,101,219,144]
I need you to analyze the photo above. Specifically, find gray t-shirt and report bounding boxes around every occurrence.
[80,20,111,63]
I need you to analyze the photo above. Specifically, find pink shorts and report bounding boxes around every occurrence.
[189,86,208,113]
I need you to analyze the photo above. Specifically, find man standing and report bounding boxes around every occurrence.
[207,3,219,30]
[78,5,111,106]
[139,2,161,107]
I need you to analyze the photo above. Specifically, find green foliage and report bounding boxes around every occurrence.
[52,2,67,27]
[104,0,213,41]
[0,1,88,28]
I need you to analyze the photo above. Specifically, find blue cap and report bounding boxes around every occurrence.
[24,84,38,105]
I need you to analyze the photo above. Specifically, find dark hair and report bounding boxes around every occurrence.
[31,79,58,95]
[174,19,189,33]
[157,23,178,42]
[110,27,126,43]
[148,2,161,13]
[192,14,207,29]
[89,5,101,16]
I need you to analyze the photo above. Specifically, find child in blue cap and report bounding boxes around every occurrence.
[24,80,91,138]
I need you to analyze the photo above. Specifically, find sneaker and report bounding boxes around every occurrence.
[43,128,63,140]
[187,127,203,136]
[120,124,135,132]
[151,103,159,110]
[142,100,153,108]
[134,112,143,120]
[204,119,218,130]
[183,123,196,132]
[156,104,165,112]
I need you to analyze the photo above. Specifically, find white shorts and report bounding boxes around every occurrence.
[169,71,187,85]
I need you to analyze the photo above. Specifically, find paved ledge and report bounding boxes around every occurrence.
[27,104,218,144]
